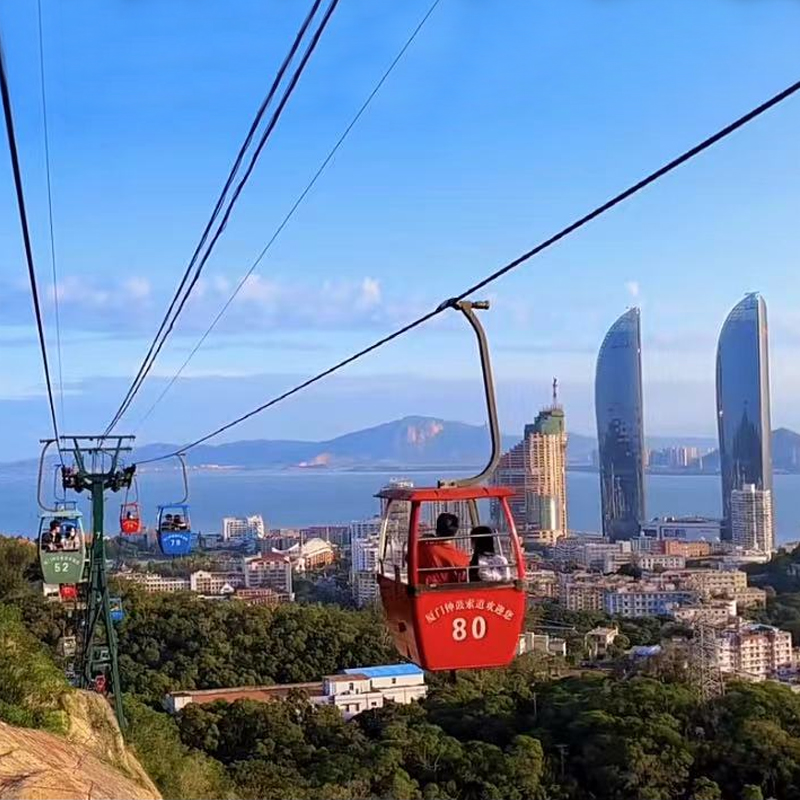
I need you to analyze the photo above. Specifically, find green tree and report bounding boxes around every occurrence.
[123,695,231,799]
[690,777,722,800]
[0,603,68,733]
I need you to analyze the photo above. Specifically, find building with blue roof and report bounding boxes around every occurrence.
[343,663,423,679]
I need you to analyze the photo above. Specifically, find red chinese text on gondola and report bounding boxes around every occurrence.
[424,599,516,624]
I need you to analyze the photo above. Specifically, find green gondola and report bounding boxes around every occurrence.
[38,505,87,585]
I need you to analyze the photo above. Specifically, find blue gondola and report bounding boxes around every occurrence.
[109,597,125,624]
[155,454,194,556]
[157,503,193,556]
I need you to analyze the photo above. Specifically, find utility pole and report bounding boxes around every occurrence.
[54,435,135,729]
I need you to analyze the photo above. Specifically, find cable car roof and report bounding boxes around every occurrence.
[375,485,515,501]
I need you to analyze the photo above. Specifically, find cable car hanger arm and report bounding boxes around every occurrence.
[436,300,500,489]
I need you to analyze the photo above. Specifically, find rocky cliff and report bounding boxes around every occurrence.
[0,691,160,800]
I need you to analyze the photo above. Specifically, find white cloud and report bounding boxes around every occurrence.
[625,280,640,299]
[356,277,381,310]
[122,277,152,300]
[1,270,405,340]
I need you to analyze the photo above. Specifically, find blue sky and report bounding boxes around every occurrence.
[0,0,799,459]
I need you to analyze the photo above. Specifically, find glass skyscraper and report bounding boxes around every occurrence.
[716,293,772,539]
[595,307,646,541]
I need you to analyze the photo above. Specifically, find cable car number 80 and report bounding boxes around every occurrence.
[452,615,487,641]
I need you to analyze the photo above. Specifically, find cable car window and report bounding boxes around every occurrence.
[379,498,409,582]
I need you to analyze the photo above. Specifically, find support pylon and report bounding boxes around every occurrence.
[49,435,135,729]
[690,616,726,701]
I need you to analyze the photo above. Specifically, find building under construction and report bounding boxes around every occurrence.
[492,380,568,547]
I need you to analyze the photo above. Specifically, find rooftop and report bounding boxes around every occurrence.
[343,663,424,679]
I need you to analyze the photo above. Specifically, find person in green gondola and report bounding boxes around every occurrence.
[42,521,56,552]
[47,519,62,551]
[63,524,79,551]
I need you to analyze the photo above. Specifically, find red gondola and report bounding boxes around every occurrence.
[376,300,526,672]
[120,502,142,534]
[377,485,525,671]
[120,477,142,534]
[59,584,78,602]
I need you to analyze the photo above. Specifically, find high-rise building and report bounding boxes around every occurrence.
[731,483,774,553]
[595,308,646,540]
[351,535,381,607]
[716,293,773,540]
[223,515,266,542]
[492,383,568,546]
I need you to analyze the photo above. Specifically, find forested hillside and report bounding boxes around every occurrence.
[5,535,800,799]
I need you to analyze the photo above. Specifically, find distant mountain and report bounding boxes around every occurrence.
[133,416,521,471]
[690,428,800,473]
[4,418,798,473]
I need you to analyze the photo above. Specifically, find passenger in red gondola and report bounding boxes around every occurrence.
[469,527,511,583]
[418,513,470,586]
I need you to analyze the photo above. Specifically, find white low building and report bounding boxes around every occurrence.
[165,663,426,719]
[331,664,427,719]
[517,632,567,658]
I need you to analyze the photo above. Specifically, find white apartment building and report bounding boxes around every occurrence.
[672,598,737,627]
[557,573,611,611]
[581,541,633,573]
[603,584,695,617]
[116,572,191,593]
[735,586,768,610]
[670,568,748,599]
[243,554,293,596]
[635,553,686,571]
[715,622,792,680]
[526,569,558,599]
[189,571,244,595]
[351,535,380,608]
[223,515,266,542]
[731,484,775,554]
[349,517,382,543]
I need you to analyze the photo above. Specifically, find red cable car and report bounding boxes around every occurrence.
[120,502,142,534]
[120,478,142,534]
[377,485,525,671]
[59,583,78,602]
[376,300,526,672]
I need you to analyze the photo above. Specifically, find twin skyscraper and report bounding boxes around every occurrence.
[595,293,773,547]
